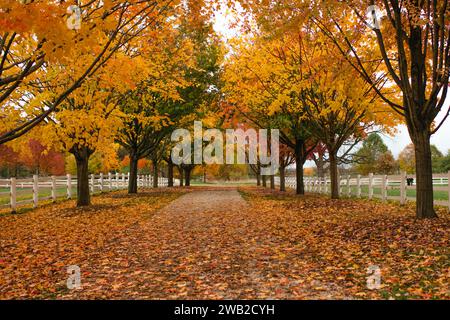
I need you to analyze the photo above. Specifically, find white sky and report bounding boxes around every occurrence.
[213,9,450,159]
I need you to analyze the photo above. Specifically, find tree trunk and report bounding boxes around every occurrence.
[128,153,139,194]
[279,166,286,192]
[262,175,267,187]
[184,167,191,186]
[178,166,184,186]
[152,160,158,188]
[329,151,339,199]
[294,140,305,195]
[256,174,261,186]
[167,162,174,187]
[315,154,325,179]
[72,147,91,207]
[270,175,275,189]
[413,131,437,218]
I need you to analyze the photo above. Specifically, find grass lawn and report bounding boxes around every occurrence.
[0,187,77,206]
[345,186,449,201]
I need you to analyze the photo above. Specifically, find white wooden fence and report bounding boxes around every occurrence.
[276,172,450,210]
[0,173,169,212]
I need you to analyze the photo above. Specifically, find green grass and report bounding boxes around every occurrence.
[344,186,449,201]
[0,186,77,206]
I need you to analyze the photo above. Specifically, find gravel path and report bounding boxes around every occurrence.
[160,189,248,214]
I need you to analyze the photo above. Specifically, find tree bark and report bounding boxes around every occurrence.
[71,147,92,207]
[256,174,261,186]
[75,155,90,206]
[152,160,158,188]
[294,140,305,195]
[184,167,191,186]
[262,175,267,187]
[329,151,339,199]
[167,161,174,187]
[279,166,286,192]
[315,154,325,179]
[270,175,275,189]
[413,131,437,218]
[178,166,184,186]
[128,153,138,194]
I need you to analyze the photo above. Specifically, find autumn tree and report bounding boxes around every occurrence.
[0,1,178,145]
[116,28,192,193]
[354,133,389,175]
[224,35,316,195]
[376,150,398,175]
[308,143,328,179]
[20,139,65,176]
[303,0,450,218]
[49,52,140,206]
[295,32,392,199]
[399,143,444,174]
[399,144,416,174]
[279,144,295,192]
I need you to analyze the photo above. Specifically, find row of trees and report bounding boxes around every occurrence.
[0,1,224,206]
[224,0,450,218]
[2,1,450,219]
[337,133,450,175]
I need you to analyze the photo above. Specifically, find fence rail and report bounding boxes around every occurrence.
[0,173,169,212]
[277,171,450,210]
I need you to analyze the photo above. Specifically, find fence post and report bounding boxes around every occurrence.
[400,171,406,205]
[108,172,112,191]
[448,171,450,212]
[115,173,119,189]
[67,174,72,199]
[369,173,374,200]
[33,174,38,208]
[90,174,95,194]
[122,173,125,189]
[347,175,351,197]
[51,176,57,202]
[382,174,387,202]
[357,174,361,198]
[338,174,342,197]
[99,173,104,193]
[10,177,16,213]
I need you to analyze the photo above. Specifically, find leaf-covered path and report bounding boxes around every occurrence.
[1,186,448,299]
[61,187,297,299]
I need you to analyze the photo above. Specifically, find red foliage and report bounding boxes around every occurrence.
[0,139,65,176]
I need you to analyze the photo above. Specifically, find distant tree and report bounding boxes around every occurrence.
[21,139,65,176]
[399,144,444,174]
[431,145,444,173]
[354,134,388,175]
[439,151,450,173]
[0,144,22,177]
[399,144,416,174]
[375,151,398,175]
